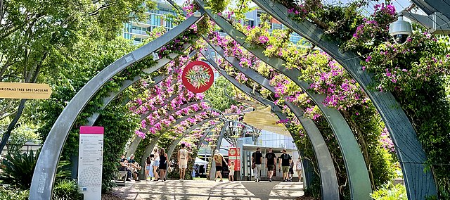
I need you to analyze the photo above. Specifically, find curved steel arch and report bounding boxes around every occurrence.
[167,122,223,179]
[251,0,437,199]
[87,73,166,157]
[138,114,221,177]
[126,50,198,157]
[137,107,213,165]
[29,15,205,199]
[195,2,370,198]
[127,100,203,157]
[136,100,203,160]
[86,74,165,126]
[84,49,191,127]
[166,117,221,160]
[163,0,329,191]
[196,122,224,149]
[200,45,339,199]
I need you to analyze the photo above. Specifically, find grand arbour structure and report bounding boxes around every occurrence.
[28,0,449,199]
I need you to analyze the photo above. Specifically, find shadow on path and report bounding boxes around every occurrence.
[111,180,304,199]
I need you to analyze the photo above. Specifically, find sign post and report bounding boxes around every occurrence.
[0,82,52,99]
[78,126,104,200]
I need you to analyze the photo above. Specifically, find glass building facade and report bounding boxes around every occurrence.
[122,0,176,44]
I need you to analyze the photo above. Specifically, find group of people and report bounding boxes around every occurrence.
[252,148,303,182]
[144,147,169,181]
[120,148,169,182]
[120,144,193,182]
[119,154,142,181]
[121,146,302,183]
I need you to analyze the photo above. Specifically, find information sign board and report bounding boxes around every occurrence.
[228,147,241,171]
[78,126,104,200]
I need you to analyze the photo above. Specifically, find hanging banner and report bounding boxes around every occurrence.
[228,147,241,171]
[182,61,214,93]
[78,126,104,200]
[0,82,52,99]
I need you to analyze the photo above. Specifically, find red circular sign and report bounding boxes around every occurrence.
[182,61,214,93]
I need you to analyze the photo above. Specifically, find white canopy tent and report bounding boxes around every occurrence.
[194,157,208,165]
[242,106,291,136]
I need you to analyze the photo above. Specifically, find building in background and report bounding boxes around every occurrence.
[122,0,176,45]
[244,8,303,45]
[122,1,304,45]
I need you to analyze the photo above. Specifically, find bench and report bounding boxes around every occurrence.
[115,171,128,186]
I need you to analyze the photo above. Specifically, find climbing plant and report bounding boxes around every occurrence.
[201,0,450,198]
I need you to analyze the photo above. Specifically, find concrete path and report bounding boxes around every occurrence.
[111,180,304,200]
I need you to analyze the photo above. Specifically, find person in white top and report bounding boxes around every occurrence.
[296,158,303,182]
[178,143,189,180]
[153,148,160,181]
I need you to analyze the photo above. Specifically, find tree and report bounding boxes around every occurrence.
[0,0,156,153]
[205,76,239,111]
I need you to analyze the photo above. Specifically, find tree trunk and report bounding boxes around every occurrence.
[0,99,27,153]
[0,52,45,153]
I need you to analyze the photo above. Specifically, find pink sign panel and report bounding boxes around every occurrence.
[80,126,104,134]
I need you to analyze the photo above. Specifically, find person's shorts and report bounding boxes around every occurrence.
[289,168,294,174]
[179,164,187,169]
[179,159,188,169]
[159,163,167,170]
[146,166,151,170]
[216,165,222,171]
[282,166,290,173]
[267,165,275,171]
[153,160,160,167]
[229,170,235,175]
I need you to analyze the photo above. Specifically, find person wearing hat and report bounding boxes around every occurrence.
[213,149,227,182]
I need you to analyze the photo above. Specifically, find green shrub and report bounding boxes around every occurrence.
[96,104,138,192]
[0,149,39,189]
[371,181,407,200]
[0,187,29,200]
[52,179,83,200]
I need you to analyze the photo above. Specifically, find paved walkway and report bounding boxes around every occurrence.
[112,180,304,200]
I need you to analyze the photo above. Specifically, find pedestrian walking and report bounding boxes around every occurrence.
[145,156,152,181]
[228,161,235,182]
[178,143,189,180]
[159,148,168,181]
[153,148,160,181]
[213,150,227,182]
[265,148,276,182]
[252,147,262,182]
[296,158,303,182]
[289,160,294,181]
[278,149,292,182]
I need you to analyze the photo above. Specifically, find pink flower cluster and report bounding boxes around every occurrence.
[380,127,395,152]
[235,72,248,83]
[258,36,269,44]
[225,105,244,114]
